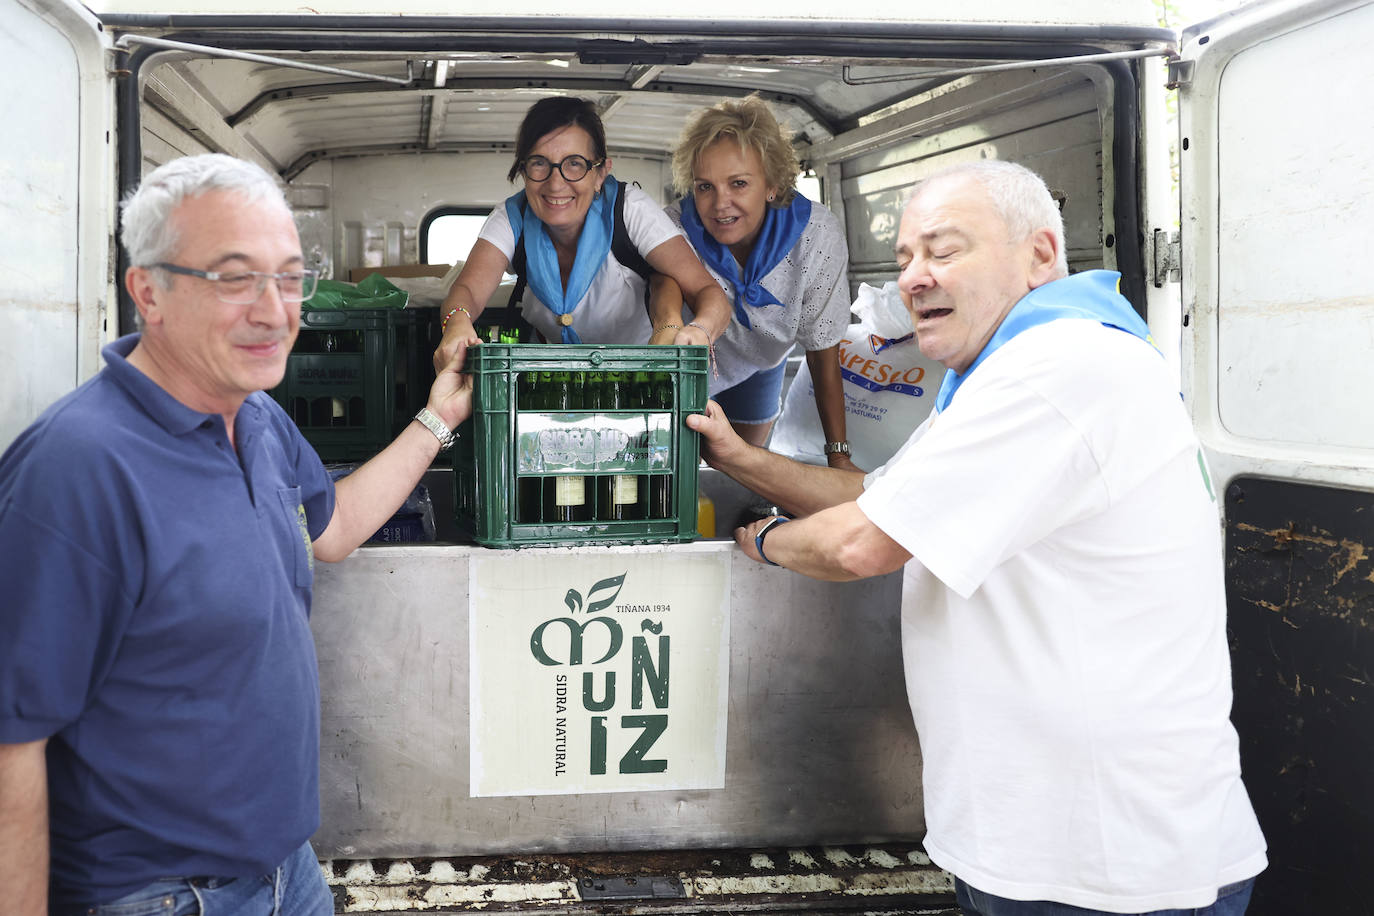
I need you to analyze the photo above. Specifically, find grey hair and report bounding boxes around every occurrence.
[120,154,289,270]
[909,160,1069,277]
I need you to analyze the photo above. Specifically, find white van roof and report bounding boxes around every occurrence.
[84,0,1164,29]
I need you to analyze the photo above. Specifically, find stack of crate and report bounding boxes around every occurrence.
[270,306,438,462]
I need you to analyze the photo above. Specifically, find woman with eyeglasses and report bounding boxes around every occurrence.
[433,96,729,365]
[651,96,855,469]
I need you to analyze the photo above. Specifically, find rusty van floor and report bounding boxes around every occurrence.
[324,843,958,914]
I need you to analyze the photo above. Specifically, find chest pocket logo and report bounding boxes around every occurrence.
[277,486,315,588]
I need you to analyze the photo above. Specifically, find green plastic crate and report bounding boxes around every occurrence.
[452,344,709,548]
[271,307,438,462]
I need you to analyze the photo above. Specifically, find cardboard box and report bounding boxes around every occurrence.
[348,264,452,283]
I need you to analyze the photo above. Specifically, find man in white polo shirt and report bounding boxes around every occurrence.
[688,160,1266,915]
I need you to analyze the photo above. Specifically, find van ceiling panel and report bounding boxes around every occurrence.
[132,7,1168,180]
[148,51,953,176]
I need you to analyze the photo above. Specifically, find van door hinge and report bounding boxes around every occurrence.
[578,875,686,901]
[1166,58,1194,90]
[1152,229,1182,287]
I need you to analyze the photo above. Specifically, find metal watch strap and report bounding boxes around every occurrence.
[754,515,791,567]
[414,406,456,451]
[823,440,851,456]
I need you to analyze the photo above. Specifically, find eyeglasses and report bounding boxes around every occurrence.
[153,263,321,305]
[520,155,604,183]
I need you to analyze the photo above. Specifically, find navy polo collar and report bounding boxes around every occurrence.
[100,333,256,438]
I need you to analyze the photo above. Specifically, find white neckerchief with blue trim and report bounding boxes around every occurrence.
[934,270,1158,412]
[505,179,619,344]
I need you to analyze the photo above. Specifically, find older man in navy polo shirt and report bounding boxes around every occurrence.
[0,154,471,916]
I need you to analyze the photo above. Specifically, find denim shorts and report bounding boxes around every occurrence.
[64,841,333,916]
[954,875,1256,916]
[714,359,788,425]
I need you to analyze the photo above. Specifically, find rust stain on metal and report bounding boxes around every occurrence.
[1329,538,1368,584]
[1234,521,1340,551]
[1231,520,1372,625]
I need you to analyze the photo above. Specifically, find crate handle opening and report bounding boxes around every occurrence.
[303,311,350,327]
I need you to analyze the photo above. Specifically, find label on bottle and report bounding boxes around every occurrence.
[554,475,587,507]
[612,475,639,505]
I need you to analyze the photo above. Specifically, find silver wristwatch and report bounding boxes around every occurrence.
[414,406,456,451]
[823,440,851,456]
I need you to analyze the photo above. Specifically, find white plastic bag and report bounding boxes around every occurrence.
[771,281,943,471]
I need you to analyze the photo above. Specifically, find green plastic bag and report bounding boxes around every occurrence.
[302,273,409,310]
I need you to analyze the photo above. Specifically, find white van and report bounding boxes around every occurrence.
[4,0,1372,911]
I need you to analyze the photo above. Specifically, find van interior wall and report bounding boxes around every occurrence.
[835,68,1113,291]
[141,99,675,281]
[140,106,215,177]
[292,154,674,279]
[136,56,1120,308]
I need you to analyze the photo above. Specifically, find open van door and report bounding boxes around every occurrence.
[1177,1,1374,912]
[0,0,114,448]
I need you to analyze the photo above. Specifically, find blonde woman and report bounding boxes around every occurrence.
[653,95,854,468]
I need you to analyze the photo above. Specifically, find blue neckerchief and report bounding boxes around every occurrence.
[678,193,811,330]
[505,179,619,344]
[934,270,1159,412]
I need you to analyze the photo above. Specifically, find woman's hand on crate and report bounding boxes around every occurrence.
[648,324,681,345]
[670,323,712,347]
[646,274,715,348]
[435,244,506,370]
[648,273,689,345]
[434,309,481,372]
[429,339,475,431]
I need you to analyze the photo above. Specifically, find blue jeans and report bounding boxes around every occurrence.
[70,841,333,916]
[955,876,1255,916]
[714,359,788,425]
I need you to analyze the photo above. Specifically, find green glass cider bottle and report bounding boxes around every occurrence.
[646,372,674,518]
[551,371,589,522]
[603,370,640,520]
[516,370,542,524]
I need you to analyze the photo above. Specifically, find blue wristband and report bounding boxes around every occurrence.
[754,515,791,567]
